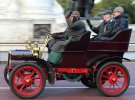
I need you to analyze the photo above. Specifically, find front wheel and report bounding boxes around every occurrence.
[9,63,46,99]
[96,62,130,97]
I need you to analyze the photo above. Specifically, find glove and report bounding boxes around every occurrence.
[86,19,93,28]
[51,33,57,38]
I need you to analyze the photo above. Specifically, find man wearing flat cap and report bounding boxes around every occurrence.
[47,11,86,64]
[112,6,128,34]
[86,10,115,40]
[50,11,72,39]
[48,11,86,53]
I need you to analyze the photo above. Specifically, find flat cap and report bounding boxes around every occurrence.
[113,6,124,13]
[65,11,72,18]
[99,10,112,15]
[71,11,80,17]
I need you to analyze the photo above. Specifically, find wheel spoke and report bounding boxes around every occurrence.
[32,83,37,87]
[108,68,113,74]
[29,85,32,92]
[27,87,29,93]
[30,71,36,77]
[19,84,25,91]
[102,75,109,79]
[114,67,119,75]
[33,81,40,87]
[15,83,23,88]
[113,83,116,90]
[23,87,27,93]
[32,77,40,80]
[105,71,110,76]
[102,79,108,83]
[16,76,20,83]
[117,80,124,84]
[103,81,110,87]
[109,83,112,89]
[115,82,120,88]
[117,73,124,78]
[18,72,21,78]
[20,73,24,79]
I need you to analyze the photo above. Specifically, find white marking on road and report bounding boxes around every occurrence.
[129,86,135,88]
[0,86,135,90]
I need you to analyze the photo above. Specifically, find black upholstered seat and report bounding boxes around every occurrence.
[65,31,91,51]
[87,28,132,52]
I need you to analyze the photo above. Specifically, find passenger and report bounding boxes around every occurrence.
[112,6,128,34]
[86,10,115,40]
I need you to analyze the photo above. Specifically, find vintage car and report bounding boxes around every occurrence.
[4,28,132,99]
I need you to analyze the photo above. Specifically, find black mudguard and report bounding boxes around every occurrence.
[93,56,131,70]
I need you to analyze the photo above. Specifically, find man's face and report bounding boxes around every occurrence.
[70,15,79,22]
[113,11,121,17]
[102,14,111,21]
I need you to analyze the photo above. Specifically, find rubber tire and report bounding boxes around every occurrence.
[81,78,96,88]
[9,63,46,99]
[4,64,9,85]
[96,62,130,97]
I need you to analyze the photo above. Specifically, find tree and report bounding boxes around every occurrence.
[57,0,71,12]
[92,0,135,23]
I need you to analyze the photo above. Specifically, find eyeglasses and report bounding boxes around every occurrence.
[113,11,118,13]
[102,14,109,16]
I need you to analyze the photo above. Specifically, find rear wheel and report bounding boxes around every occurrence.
[9,63,46,99]
[96,62,130,97]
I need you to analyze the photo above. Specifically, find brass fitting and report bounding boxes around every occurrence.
[32,42,40,57]
[26,40,32,50]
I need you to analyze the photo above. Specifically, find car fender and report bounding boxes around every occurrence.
[93,56,131,71]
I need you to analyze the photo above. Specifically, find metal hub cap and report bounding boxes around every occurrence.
[23,77,33,85]
[109,75,117,83]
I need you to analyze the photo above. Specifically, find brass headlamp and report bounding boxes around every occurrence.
[32,41,40,57]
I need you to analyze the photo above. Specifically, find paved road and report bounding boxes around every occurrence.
[0,62,135,100]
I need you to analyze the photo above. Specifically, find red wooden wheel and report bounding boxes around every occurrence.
[96,62,130,97]
[9,63,45,99]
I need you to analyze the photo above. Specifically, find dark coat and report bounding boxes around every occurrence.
[91,19,115,40]
[50,19,86,52]
[112,13,128,35]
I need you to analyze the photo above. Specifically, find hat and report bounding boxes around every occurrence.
[71,11,80,17]
[99,10,112,15]
[65,11,72,18]
[113,6,124,13]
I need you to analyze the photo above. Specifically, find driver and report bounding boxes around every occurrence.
[50,11,73,40]
[47,11,72,51]
[47,11,87,64]
[48,11,86,53]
